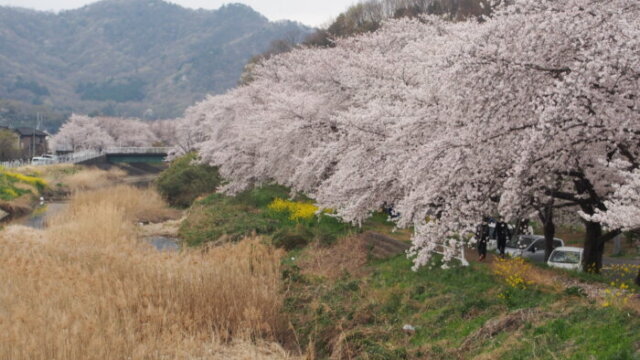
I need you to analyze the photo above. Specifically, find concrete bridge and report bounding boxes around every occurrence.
[77,147,171,165]
[104,147,170,164]
[0,147,172,168]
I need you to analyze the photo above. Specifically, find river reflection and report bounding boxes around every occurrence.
[13,202,68,229]
[146,236,180,252]
[7,202,180,252]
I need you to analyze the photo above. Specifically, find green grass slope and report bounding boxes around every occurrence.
[158,156,640,359]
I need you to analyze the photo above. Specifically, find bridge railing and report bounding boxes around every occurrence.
[58,150,103,164]
[105,147,172,154]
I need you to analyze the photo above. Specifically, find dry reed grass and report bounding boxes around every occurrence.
[298,236,369,279]
[14,163,75,176]
[13,163,62,171]
[63,167,127,192]
[68,184,179,223]
[0,186,292,360]
[14,164,76,189]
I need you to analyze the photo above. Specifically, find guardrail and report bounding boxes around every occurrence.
[58,150,103,164]
[0,160,27,169]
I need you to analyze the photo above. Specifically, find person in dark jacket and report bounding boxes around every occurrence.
[495,217,511,258]
[476,217,491,261]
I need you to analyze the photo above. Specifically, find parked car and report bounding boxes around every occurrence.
[31,156,54,165]
[31,154,58,165]
[502,235,565,263]
[547,246,583,271]
[41,154,58,161]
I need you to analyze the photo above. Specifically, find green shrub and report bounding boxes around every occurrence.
[156,153,222,207]
[179,195,276,246]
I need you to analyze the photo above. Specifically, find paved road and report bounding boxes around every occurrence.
[602,257,640,266]
[495,249,640,266]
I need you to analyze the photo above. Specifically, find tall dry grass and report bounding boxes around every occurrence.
[298,236,369,279]
[69,184,179,223]
[0,186,291,359]
[11,163,75,179]
[63,167,127,192]
[14,164,130,194]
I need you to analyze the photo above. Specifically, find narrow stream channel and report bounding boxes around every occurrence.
[6,201,179,252]
[12,202,68,229]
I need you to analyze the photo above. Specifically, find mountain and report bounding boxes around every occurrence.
[0,0,312,127]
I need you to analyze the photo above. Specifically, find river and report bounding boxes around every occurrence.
[6,201,179,252]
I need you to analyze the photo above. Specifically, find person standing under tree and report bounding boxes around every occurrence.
[476,217,490,261]
[495,217,511,258]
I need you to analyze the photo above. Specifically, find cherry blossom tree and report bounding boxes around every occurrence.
[589,170,640,232]
[150,119,178,147]
[184,16,480,266]
[183,0,639,272]
[51,115,165,152]
[438,0,640,270]
[97,117,159,147]
[50,114,115,152]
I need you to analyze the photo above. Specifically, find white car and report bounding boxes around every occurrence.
[31,154,58,165]
[31,156,55,165]
[503,235,565,263]
[547,246,583,271]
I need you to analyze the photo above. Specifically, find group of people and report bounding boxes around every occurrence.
[379,203,530,262]
[382,202,400,219]
[475,217,515,261]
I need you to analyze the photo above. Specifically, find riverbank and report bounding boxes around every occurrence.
[0,162,167,225]
[0,182,292,359]
[3,157,640,359]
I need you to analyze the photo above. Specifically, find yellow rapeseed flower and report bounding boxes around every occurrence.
[268,198,319,221]
[4,171,47,188]
[2,188,19,198]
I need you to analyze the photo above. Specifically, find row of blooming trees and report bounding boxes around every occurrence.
[50,115,176,152]
[179,0,639,272]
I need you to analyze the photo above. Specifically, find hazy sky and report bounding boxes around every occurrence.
[0,0,358,26]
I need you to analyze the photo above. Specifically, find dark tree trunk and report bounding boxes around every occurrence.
[636,268,640,288]
[582,221,604,273]
[538,204,555,262]
[543,216,556,262]
[513,218,524,238]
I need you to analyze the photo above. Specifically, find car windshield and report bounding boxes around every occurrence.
[550,251,581,264]
[506,236,534,249]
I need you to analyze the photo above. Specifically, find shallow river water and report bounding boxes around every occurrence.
[13,202,68,229]
[7,202,179,252]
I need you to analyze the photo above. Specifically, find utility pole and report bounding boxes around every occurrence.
[32,112,38,159]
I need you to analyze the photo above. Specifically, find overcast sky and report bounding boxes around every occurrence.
[0,0,357,26]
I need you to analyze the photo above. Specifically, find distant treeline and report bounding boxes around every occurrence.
[306,0,494,47]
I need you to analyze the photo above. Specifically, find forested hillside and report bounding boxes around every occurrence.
[0,0,311,125]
